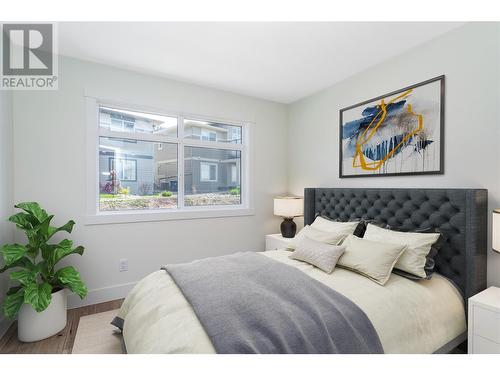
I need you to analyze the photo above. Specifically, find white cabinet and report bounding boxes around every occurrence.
[468,287,500,353]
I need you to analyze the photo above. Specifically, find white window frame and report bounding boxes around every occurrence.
[85,97,253,225]
[200,162,218,182]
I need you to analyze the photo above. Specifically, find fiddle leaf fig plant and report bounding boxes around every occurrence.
[0,202,87,319]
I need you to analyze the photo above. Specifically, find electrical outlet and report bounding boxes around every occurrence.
[119,258,128,272]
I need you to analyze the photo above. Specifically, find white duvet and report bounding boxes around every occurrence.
[117,250,466,354]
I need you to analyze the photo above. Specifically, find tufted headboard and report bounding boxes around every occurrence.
[304,188,488,304]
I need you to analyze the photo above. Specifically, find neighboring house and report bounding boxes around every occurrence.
[99,109,240,195]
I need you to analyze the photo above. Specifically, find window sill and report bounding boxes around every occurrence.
[84,206,255,225]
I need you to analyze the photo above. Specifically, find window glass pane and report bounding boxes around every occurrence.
[184,146,241,206]
[99,106,177,137]
[99,137,178,211]
[184,119,242,144]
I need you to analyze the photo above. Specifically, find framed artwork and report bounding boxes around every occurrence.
[339,75,444,178]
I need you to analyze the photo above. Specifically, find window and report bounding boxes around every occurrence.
[111,113,135,132]
[109,157,137,181]
[89,102,250,221]
[99,106,178,137]
[231,164,238,183]
[184,119,242,144]
[201,130,217,142]
[200,162,218,182]
[99,137,178,211]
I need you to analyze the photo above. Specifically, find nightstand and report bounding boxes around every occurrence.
[468,286,500,353]
[265,234,294,251]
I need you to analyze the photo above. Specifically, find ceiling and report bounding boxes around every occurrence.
[59,22,464,103]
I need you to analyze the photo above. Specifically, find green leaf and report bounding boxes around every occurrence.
[37,214,54,239]
[10,269,38,285]
[55,266,87,299]
[6,286,22,295]
[8,212,35,230]
[2,287,25,319]
[23,282,52,312]
[0,244,27,266]
[40,240,84,270]
[40,243,58,262]
[14,202,48,224]
[47,220,76,240]
[52,241,83,268]
[0,257,35,273]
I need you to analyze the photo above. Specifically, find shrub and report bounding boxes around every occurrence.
[229,187,240,195]
[160,191,173,197]
[118,187,130,195]
[102,182,114,194]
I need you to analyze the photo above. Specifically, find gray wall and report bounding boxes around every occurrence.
[0,91,14,337]
[287,23,500,287]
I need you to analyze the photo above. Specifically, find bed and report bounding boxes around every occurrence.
[115,188,487,354]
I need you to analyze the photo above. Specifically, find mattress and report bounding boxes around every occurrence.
[116,249,466,354]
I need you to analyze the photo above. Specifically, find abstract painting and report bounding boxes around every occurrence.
[339,76,444,178]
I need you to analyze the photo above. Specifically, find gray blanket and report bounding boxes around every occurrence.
[162,252,383,354]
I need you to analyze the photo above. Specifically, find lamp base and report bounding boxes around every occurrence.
[280,217,297,238]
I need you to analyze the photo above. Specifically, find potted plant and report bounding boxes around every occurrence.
[0,202,87,342]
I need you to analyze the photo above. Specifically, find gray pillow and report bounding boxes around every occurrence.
[290,236,345,273]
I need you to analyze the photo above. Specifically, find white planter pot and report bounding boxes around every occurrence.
[18,289,67,342]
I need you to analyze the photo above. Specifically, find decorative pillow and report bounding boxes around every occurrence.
[362,223,441,279]
[337,235,407,285]
[315,214,366,237]
[290,236,345,273]
[287,225,346,250]
[310,216,360,235]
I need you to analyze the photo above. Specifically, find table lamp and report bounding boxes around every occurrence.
[274,196,304,238]
[493,209,500,253]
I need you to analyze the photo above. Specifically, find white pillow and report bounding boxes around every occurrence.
[290,236,345,273]
[287,225,346,250]
[337,235,407,285]
[310,216,360,235]
[363,224,441,279]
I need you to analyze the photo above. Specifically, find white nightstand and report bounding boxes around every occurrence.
[468,286,500,353]
[265,234,294,251]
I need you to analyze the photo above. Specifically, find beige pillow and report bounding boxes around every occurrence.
[363,224,441,279]
[287,225,346,250]
[337,235,407,285]
[290,236,345,273]
[310,216,360,235]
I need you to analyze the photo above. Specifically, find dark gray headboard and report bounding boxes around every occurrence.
[304,188,488,303]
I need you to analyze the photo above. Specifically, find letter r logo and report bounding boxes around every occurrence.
[2,24,53,76]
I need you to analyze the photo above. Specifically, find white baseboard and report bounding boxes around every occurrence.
[0,316,12,340]
[68,281,136,309]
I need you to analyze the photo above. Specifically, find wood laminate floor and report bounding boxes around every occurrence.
[0,299,123,354]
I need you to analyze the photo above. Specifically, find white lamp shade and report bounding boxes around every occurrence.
[493,210,500,253]
[274,197,303,218]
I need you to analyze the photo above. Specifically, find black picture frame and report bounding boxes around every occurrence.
[339,75,445,178]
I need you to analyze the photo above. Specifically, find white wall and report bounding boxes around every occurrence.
[8,23,500,312]
[12,57,288,307]
[287,22,500,287]
[0,90,14,336]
